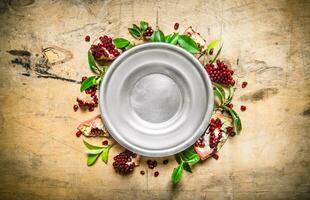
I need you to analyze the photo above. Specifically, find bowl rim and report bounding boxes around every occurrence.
[99,42,214,157]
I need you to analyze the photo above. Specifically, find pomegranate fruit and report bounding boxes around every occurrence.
[77,115,109,137]
[90,35,122,61]
[113,150,141,175]
[205,60,235,86]
[194,111,233,160]
[76,84,98,112]
[184,27,207,52]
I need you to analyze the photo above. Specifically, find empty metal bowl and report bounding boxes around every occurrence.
[100,43,213,157]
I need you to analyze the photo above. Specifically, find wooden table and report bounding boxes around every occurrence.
[0,0,309,199]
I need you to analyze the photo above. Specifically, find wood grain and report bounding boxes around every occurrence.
[0,0,309,199]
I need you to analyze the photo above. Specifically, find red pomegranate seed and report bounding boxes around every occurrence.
[209,48,214,55]
[212,153,219,160]
[174,23,179,30]
[82,76,87,81]
[140,170,145,175]
[241,105,247,111]
[102,140,108,146]
[163,159,169,165]
[75,130,82,137]
[73,104,78,112]
[85,35,90,42]
[154,171,159,177]
[242,81,248,88]
[229,132,236,137]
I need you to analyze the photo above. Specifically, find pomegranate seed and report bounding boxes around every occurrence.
[102,140,108,146]
[242,81,248,88]
[140,170,145,175]
[229,131,236,137]
[209,48,214,55]
[212,153,219,160]
[174,22,179,30]
[73,104,78,112]
[75,130,82,137]
[241,105,246,111]
[82,76,87,81]
[229,103,233,108]
[163,160,169,165]
[85,35,90,42]
[154,171,159,177]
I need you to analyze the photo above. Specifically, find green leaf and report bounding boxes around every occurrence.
[226,87,235,105]
[165,32,179,44]
[87,153,101,166]
[181,146,196,159]
[171,163,184,184]
[223,106,242,134]
[126,42,134,49]
[83,140,103,150]
[175,154,182,164]
[80,76,99,92]
[140,21,148,31]
[212,82,226,100]
[128,28,141,39]
[210,45,223,64]
[178,35,200,54]
[214,88,224,105]
[88,51,99,74]
[133,24,141,32]
[113,38,130,48]
[87,149,103,154]
[150,28,165,42]
[183,162,192,173]
[101,146,111,164]
[185,154,200,165]
[207,39,221,50]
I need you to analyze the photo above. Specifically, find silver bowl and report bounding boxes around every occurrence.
[100,43,214,157]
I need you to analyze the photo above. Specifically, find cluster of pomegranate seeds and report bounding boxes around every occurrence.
[194,135,205,148]
[147,160,157,169]
[241,105,246,111]
[76,77,98,112]
[205,60,235,86]
[174,22,179,30]
[102,140,108,146]
[85,35,90,42]
[87,128,103,136]
[90,35,120,59]
[113,150,137,175]
[143,26,154,37]
[226,127,236,137]
[242,81,248,88]
[208,118,223,149]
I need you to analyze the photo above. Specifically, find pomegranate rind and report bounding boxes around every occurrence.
[194,111,233,160]
[77,115,109,137]
[77,92,96,105]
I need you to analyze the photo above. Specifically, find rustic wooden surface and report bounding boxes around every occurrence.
[0,0,309,199]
